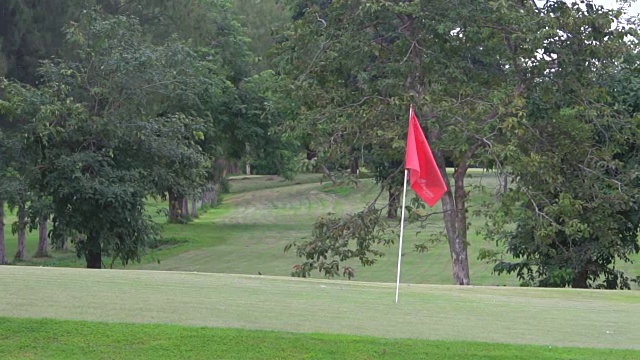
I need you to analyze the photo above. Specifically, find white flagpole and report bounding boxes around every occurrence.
[395,168,409,303]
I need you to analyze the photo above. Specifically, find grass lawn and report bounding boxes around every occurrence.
[1,317,638,360]
[3,171,639,287]
[1,266,639,351]
[135,172,527,286]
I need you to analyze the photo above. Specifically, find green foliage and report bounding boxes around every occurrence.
[285,206,391,279]
[0,10,211,267]
[0,0,86,84]
[478,2,640,289]
[275,0,640,287]
[223,70,300,179]
[232,0,292,66]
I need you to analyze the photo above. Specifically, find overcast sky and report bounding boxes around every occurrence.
[535,1,640,15]
[594,0,640,15]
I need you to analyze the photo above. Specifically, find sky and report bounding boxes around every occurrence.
[535,1,640,16]
[594,0,640,15]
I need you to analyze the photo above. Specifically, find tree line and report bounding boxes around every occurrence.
[1,0,639,289]
[0,0,295,268]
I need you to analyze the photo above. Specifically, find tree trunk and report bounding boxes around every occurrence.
[571,269,589,288]
[35,217,48,257]
[182,197,188,217]
[502,174,508,193]
[387,187,400,219]
[306,147,317,160]
[0,200,6,265]
[350,156,359,175]
[55,235,68,251]
[168,191,185,223]
[245,162,251,175]
[14,204,26,261]
[231,161,240,174]
[437,156,471,285]
[496,173,508,196]
[321,165,338,185]
[190,198,198,218]
[210,186,218,205]
[85,235,102,269]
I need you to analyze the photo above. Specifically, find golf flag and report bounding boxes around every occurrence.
[405,105,446,207]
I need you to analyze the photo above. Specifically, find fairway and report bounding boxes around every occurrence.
[4,173,639,288]
[135,174,528,286]
[2,318,639,360]
[1,266,639,351]
[3,1,640,359]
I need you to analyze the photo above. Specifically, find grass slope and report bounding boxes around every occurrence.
[137,173,528,286]
[4,172,639,287]
[1,266,639,350]
[2,317,638,360]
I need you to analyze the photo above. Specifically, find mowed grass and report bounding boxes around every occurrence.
[3,171,639,287]
[1,266,640,351]
[135,172,527,285]
[0,173,325,267]
[1,318,638,360]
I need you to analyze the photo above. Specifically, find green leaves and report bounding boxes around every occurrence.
[285,206,390,279]
[0,8,222,267]
[277,0,640,287]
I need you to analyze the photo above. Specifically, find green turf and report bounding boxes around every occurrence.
[1,266,639,350]
[227,173,325,193]
[1,317,638,360]
[3,171,639,288]
[139,172,639,286]
[134,173,525,285]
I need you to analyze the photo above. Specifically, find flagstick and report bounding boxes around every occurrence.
[395,169,409,303]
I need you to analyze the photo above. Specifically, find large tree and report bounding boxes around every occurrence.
[277,0,637,285]
[480,4,640,289]
[0,11,211,268]
[276,0,531,284]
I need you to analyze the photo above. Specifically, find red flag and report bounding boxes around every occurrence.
[405,105,446,207]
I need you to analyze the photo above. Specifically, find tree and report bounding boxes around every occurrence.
[103,0,253,84]
[0,129,6,264]
[276,0,545,284]
[0,11,210,268]
[0,199,5,265]
[480,3,640,289]
[277,0,639,285]
[0,121,31,261]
